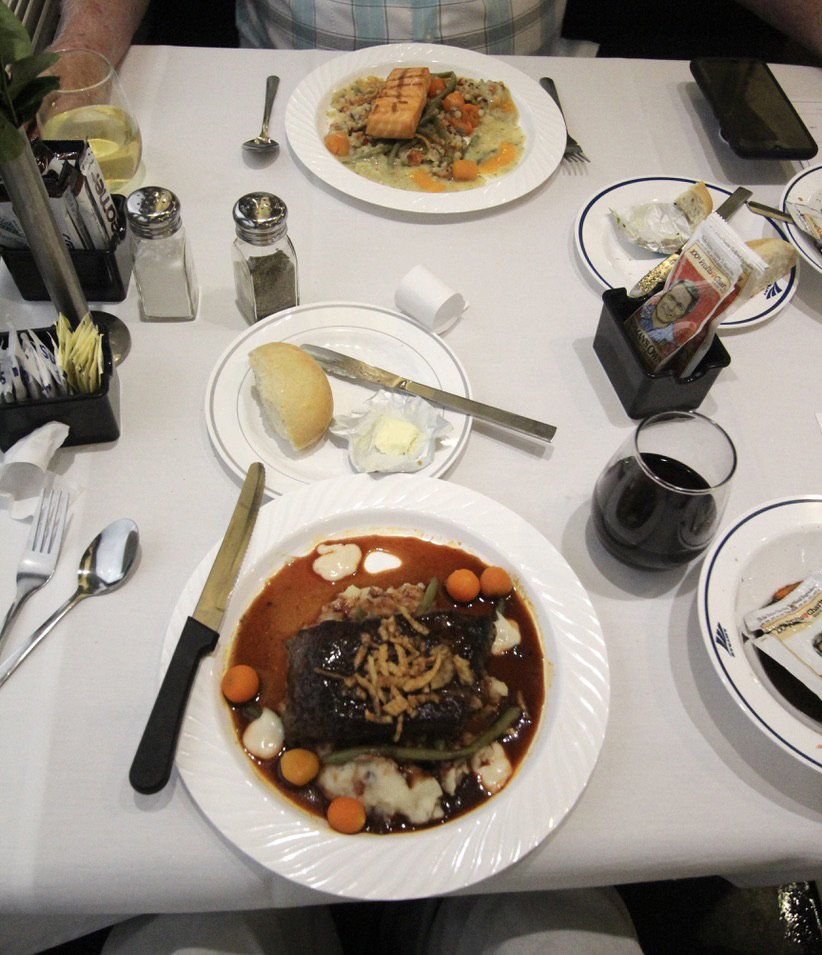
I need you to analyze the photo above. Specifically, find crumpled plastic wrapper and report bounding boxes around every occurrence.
[611,202,694,254]
[331,392,452,474]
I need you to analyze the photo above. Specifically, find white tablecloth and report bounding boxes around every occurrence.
[0,45,820,953]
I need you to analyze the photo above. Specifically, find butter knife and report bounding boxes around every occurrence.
[302,345,556,443]
[627,186,752,298]
[129,461,266,795]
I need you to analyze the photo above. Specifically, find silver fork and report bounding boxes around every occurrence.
[0,488,69,658]
[539,77,590,164]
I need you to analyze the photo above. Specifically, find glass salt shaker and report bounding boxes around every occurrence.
[232,192,298,323]
[126,186,199,321]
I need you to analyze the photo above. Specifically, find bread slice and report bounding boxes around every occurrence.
[249,343,333,450]
[366,67,431,140]
[743,237,797,295]
[674,181,713,226]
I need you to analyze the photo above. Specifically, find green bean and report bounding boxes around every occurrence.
[322,705,521,765]
[418,71,457,127]
[416,577,438,615]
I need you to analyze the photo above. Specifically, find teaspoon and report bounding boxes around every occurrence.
[0,518,140,689]
[242,75,280,157]
[92,310,131,366]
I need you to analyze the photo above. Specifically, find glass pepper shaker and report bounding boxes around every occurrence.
[232,192,299,322]
[125,186,199,321]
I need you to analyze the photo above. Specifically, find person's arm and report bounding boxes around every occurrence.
[735,0,822,56]
[49,0,151,66]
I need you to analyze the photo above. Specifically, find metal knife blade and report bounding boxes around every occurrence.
[302,345,557,443]
[129,462,266,795]
[627,186,752,298]
[747,200,792,223]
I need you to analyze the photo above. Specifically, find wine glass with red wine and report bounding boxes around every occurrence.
[592,411,737,570]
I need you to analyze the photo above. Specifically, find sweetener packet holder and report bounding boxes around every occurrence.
[1,195,132,302]
[593,288,730,419]
[0,320,120,451]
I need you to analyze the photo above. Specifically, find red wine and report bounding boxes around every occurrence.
[592,452,717,570]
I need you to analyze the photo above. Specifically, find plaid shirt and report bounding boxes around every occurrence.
[236,0,567,55]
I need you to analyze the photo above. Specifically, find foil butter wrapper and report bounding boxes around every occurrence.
[611,201,694,254]
[331,391,452,474]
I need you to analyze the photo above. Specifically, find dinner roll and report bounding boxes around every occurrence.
[674,181,713,226]
[249,343,333,450]
[744,238,797,295]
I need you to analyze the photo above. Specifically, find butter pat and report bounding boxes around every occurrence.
[331,391,452,474]
[374,417,421,455]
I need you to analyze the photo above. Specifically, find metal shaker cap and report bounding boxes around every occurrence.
[233,193,288,245]
[126,187,182,239]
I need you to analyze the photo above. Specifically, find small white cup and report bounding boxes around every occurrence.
[395,264,468,333]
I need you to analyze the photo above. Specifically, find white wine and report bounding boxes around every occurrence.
[41,104,142,191]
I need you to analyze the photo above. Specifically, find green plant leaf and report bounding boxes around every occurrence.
[0,3,33,65]
[0,7,61,133]
[6,52,59,97]
[13,75,60,125]
[0,112,26,163]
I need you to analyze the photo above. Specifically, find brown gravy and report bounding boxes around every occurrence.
[226,534,547,832]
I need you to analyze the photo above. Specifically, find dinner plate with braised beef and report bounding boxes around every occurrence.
[166,474,610,898]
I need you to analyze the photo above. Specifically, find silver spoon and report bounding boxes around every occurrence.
[91,310,131,366]
[242,75,280,157]
[0,518,140,689]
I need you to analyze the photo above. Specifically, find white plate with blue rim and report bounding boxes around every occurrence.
[698,496,822,773]
[575,176,799,328]
[781,164,822,276]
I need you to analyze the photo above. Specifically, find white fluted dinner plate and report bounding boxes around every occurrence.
[285,43,564,213]
[171,474,610,899]
[781,165,822,276]
[575,176,799,328]
[204,302,472,496]
[698,496,822,773]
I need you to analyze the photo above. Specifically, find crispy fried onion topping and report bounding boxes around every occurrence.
[316,608,475,742]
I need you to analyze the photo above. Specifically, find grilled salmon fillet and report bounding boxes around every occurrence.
[365,67,431,140]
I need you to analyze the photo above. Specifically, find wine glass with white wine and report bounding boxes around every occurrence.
[37,49,142,193]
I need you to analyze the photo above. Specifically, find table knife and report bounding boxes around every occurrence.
[302,345,557,443]
[627,187,752,298]
[129,462,266,795]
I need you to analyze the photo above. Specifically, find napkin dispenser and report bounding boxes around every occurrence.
[593,288,730,419]
[0,320,120,452]
[1,194,132,303]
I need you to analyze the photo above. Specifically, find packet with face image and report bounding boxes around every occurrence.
[624,214,764,374]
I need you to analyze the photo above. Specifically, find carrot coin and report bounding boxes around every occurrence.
[480,566,513,598]
[221,664,260,703]
[279,748,320,787]
[327,796,366,834]
[445,568,481,603]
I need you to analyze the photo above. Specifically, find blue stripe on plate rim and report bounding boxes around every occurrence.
[780,164,822,273]
[700,495,822,771]
[576,175,798,328]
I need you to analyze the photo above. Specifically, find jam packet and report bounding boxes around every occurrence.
[743,570,822,701]
[624,214,765,375]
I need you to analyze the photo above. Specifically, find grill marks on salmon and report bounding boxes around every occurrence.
[365,67,431,140]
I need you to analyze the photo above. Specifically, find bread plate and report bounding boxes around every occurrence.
[575,176,799,328]
[204,302,472,497]
[285,43,565,214]
[781,165,822,276]
[698,496,822,773]
[166,473,610,899]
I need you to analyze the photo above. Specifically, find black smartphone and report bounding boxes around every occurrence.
[690,57,818,160]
